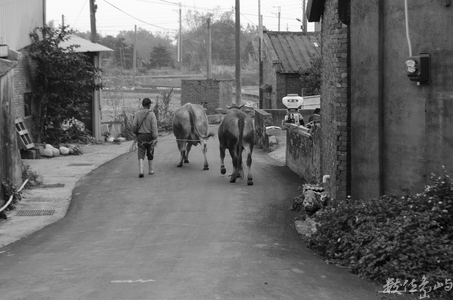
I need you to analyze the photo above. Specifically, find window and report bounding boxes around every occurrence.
[24,92,32,117]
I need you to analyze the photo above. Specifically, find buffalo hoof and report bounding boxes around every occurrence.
[230,177,237,183]
[177,163,183,167]
[220,166,226,175]
[184,159,189,163]
[203,165,209,170]
[247,179,253,186]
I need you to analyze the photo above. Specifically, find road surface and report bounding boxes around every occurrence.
[0,125,385,299]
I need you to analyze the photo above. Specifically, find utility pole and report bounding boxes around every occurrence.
[207,18,212,79]
[258,0,263,109]
[62,15,64,27]
[133,25,137,86]
[89,0,97,43]
[179,2,182,71]
[235,0,241,106]
[302,0,307,33]
[273,6,281,31]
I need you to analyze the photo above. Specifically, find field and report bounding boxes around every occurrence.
[101,88,181,122]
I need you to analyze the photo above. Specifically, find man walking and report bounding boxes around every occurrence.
[132,98,158,178]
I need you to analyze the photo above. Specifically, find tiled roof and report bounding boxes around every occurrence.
[59,35,113,53]
[264,31,321,73]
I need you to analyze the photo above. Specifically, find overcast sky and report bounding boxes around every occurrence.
[45,0,313,39]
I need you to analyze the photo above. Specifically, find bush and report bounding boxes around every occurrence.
[1,179,23,211]
[308,171,453,299]
[44,125,97,145]
[21,163,43,189]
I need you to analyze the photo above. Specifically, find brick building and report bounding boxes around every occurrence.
[0,0,44,189]
[261,31,321,109]
[309,0,453,200]
[181,79,233,115]
[312,0,351,200]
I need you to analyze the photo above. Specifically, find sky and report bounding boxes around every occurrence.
[45,0,313,39]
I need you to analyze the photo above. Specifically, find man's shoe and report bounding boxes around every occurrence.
[139,173,144,178]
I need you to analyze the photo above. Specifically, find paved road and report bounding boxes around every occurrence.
[0,126,385,299]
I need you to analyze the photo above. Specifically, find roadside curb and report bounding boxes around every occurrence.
[0,141,133,249]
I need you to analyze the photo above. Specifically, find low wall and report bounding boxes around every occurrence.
[286,124,321,183]
[254,109,273,150]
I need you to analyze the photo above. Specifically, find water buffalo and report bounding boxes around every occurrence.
[172,103,214,170]
[218,104,255,185]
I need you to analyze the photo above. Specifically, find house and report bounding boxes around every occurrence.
[304,0,453,200]
[1,0,113,144]
[59,35,113,140]
[0,0,45,190]
[261,31,321,109]
[0,0,113,196]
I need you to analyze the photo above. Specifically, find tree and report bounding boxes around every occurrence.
[211,16,235,65]
[181,9,258,69]
[299,56,322,96]
[149,44,174,69]
[28,25,104,143]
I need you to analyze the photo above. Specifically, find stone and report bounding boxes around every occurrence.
[45,144,60,157]
[59,146,70,155]
[39,148,53,158]
[295,218,319,237]
[302,184,328,216]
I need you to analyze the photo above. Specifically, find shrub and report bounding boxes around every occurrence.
[308,171,453,299]
[1,180,23,211]
[299,56,321,96]
[21,163,43,189]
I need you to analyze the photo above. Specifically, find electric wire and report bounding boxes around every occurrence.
[103,0,176,31]
[404,0,412,56]
[74,0,88,26]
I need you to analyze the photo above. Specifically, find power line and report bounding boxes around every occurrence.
[74,0,88,26]
[102,0,177,31]
[155,0,179,4]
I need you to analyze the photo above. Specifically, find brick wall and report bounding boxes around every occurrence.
[320,0,351,200]
[181,79,233,115]
[0,63,23,187]
[275,74,303,109]
[275,74,286,109]
[14,48,38,140]
[262,56,277,109]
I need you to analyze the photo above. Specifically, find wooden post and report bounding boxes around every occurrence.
[89,0,97,43]
[179,2,182,70]
[258,1,263,109]
[235,0,241,106]
[133,25,137,86]
[303,0,307,33]
[207,18,212,79]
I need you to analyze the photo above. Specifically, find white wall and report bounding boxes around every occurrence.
[0,0,45,51]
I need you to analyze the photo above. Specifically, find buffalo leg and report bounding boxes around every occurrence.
[229,149,239,183]
[185,143,192,163]
[202,139,209,170]
[244,143,253,186]
[219,144,227,175]
[177,141,186,167]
